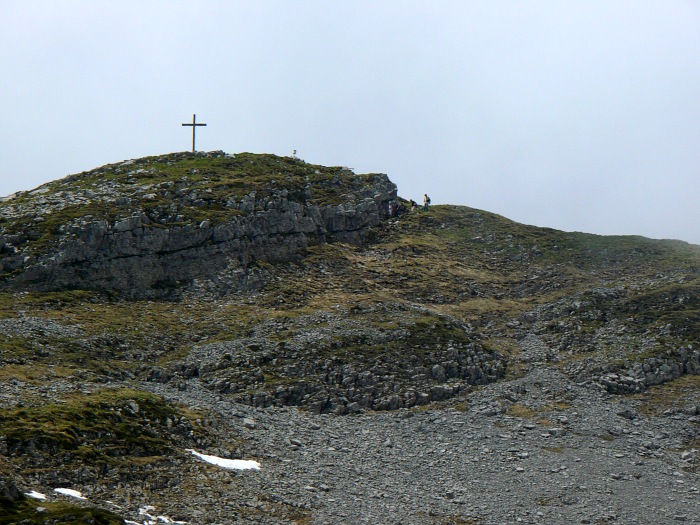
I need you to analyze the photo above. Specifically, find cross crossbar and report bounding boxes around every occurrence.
[181,114,207,152]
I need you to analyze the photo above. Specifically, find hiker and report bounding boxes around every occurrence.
[409,199,417,211]
[423,194,431,211]
[388,201,396,218]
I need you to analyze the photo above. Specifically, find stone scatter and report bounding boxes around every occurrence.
[2,366,697,524]
[123,370,700,524]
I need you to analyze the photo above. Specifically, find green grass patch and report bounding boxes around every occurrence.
[0,388,181,461]
[0,497,124,525]
[632,373,700,416]
[507,403,537,419]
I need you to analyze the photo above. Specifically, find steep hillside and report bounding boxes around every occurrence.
[1,152,698,524]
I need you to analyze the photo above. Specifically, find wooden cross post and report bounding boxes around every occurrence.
[181,114,207,152]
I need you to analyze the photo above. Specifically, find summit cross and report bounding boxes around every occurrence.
[181,114,207,152]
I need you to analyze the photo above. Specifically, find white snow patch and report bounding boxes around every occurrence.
[54,488,87,500]
[137,506,187,525]
[186,448,260,470]
[25,490,47,500]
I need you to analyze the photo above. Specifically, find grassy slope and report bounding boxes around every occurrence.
[0,201,696,382]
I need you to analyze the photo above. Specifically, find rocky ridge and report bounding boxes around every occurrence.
[0,151,396,297]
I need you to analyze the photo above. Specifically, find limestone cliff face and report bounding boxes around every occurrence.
[0,151,397,297]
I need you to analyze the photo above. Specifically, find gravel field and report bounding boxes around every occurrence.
[136,364,699,525]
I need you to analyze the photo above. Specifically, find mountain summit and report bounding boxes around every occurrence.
[0,151,396,297]
[1,152,698,524]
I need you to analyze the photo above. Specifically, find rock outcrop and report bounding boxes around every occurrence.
[149,304,506,414]
[0,151,397,297]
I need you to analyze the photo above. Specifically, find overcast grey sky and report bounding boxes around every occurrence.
[2,1,699,244]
